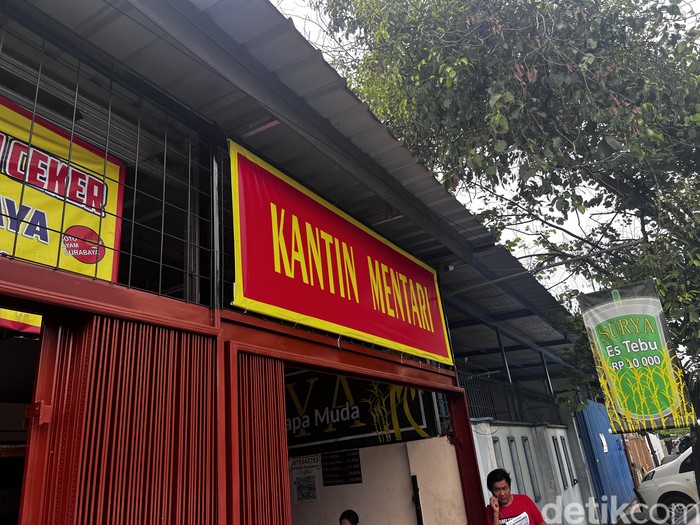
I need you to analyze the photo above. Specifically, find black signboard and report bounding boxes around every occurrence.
[321,450,362,486]
[285,369,437,455]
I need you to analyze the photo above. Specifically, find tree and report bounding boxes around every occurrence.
[307,0,700,373]
[307,0,700,499]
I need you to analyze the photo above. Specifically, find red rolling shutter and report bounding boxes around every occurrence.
[237,352,291,524]
[21,314,217,524]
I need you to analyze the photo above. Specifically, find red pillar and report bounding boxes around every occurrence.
[448,390,487,525]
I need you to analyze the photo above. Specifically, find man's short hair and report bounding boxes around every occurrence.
[487,468,512,490]
[339,509,359,525]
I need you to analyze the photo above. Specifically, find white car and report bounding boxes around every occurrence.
[635,447,697,521]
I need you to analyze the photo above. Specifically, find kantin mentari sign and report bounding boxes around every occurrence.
[229,140,453,364]
[580,280,695,433]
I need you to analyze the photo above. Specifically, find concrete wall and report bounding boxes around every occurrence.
[561,408,596,511]
[472,419,555,505]
[290,436,467,525]
[289,417,602,525]
[290,443,416,525]
[471,418,595,525]
[406,436,467,524]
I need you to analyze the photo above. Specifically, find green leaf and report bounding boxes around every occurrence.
[489,113,509,134]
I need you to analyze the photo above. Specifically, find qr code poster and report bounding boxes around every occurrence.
[289,454,322,503]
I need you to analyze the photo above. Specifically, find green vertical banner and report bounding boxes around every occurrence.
[580,280,696,433]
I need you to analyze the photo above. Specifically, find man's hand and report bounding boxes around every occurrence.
[490,496,500,514]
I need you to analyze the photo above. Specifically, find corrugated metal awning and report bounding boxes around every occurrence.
[20,0,581,391]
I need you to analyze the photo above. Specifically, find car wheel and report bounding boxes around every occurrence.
[656,494,695,523]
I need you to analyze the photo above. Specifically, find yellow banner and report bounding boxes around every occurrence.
[0,308,41,335]
[581,281,696,432]
[0,96,124,281]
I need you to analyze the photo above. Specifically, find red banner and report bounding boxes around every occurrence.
[230,142,452,364]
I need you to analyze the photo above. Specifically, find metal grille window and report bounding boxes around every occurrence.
[0,12,219,306]
[457,371,562,425]
[219,150,235,309]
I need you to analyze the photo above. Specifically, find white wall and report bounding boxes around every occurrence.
[406,436,468,525]
[289,418,601,525]
[290,443,417,525]
[472,420,551,504]
[470,419,595,525]
[471,419,499,498]
[543,425,585,515]
[290,437,467,525]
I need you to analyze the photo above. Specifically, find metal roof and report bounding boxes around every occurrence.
[20,0,580,391]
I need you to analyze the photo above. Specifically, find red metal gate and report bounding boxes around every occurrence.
[237,352,291,525]
[21,314,217,524]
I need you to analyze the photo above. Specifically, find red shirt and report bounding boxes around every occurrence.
[485,494,544,525]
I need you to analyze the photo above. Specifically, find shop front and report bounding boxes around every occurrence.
[217,142,482,523]
[220,311,478,525]
[0,3,485,523]
[0,261,480,525]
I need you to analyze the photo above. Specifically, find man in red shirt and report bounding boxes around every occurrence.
[485,469,546,525]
